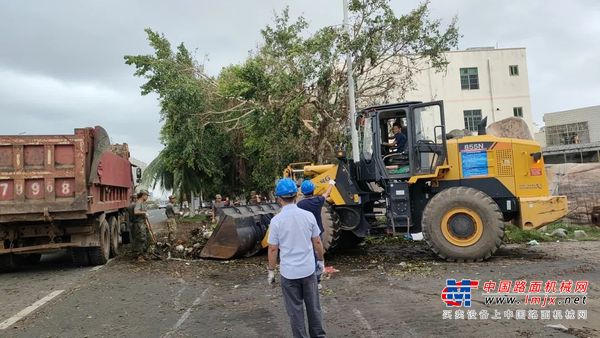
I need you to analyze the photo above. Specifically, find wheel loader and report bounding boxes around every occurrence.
[201,100,567,262]
[283,100,568,261]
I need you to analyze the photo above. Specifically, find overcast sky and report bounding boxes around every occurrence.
[1,0,598,164]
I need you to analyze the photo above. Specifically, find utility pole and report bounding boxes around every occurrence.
[343,0,360,163]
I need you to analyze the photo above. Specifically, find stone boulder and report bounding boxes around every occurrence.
[486,117,533,140]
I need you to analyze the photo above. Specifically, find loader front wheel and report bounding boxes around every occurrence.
[321,204,341,252]
[422,187,504,262]
[320,204,363,253]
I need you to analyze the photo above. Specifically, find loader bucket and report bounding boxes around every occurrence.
[200,203,280,259]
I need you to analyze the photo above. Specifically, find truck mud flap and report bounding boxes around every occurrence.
[200,204,280,259]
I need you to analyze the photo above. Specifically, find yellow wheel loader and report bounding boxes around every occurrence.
[201,100,567,262]
[283,101,567,262]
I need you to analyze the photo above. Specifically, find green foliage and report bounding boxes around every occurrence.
[126,1,459,197]
[504,225,553,244]
[504,222,600,244]
[180,214,208,224]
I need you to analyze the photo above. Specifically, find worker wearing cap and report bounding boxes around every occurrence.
[268,178,326,338]
[165,195,177,242]
[298,179,335,290]
[132,190,150,261]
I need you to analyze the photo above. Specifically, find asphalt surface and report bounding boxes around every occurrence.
[1,218,598,337]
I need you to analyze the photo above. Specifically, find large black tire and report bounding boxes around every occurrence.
[88,218,110,266]
[71,248,90,267]
[0,254,17,272]
[321,204,340,252]
[109,216,120,258]
[422,187,504,262]
[321,204,364,253]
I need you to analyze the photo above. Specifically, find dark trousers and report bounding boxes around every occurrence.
[281,273,326,338]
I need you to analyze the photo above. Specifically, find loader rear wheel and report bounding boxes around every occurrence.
[109,216,120,257]
[422,187,504,262]
[88,218,110,266]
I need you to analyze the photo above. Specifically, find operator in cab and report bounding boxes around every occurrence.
[383,123,407,153]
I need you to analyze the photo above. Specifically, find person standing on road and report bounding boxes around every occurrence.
[165,195,177,243]
[268,178,326,338]
[133,190,150,262]
[298,179,335,290]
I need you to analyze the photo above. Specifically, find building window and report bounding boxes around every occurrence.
[460,67,479,90]
[513,107,523,117]
[464,110,482,132]
[509,65,519,76]
[545,122,589,146]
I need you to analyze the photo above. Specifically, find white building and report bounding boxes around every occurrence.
[403,47,533,133]
[542,105,600,146]
[539,105,600,163]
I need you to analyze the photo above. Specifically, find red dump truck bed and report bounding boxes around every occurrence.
[0,126,134,268]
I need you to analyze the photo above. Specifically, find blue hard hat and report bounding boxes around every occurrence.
[301,180,315,195]
[275,178,298,197]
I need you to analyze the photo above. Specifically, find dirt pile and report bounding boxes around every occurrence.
[546,163,600,224]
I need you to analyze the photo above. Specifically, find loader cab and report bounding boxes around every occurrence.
[357,101,447,182]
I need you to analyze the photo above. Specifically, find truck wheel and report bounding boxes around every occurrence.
[72,248,90,266]
[421,187,504,262]
[88,218,110,266]
[0,254,17,272]
[109,216,120,257]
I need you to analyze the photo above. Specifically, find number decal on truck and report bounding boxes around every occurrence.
[55,179,74,197]
[62,182,70,195]
[31,182,40,195]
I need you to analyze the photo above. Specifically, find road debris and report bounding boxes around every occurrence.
[551,228,568,238]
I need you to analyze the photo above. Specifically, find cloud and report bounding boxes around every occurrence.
[0,67,163,163]
[0,0,598,166]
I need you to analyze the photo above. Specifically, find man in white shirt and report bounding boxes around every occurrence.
[268,178,326,338]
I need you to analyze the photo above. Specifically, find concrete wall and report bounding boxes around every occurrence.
[543,105,600,143]
[401,48,533,132]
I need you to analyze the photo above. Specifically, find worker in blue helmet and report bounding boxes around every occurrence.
[298,178,335,290]
[268,178,326,338]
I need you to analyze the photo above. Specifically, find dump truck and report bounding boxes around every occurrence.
[202,100,568,262]
[0,126,137,270]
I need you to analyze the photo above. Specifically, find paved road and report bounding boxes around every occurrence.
[0,211,167,336]
[1,238,598,337]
